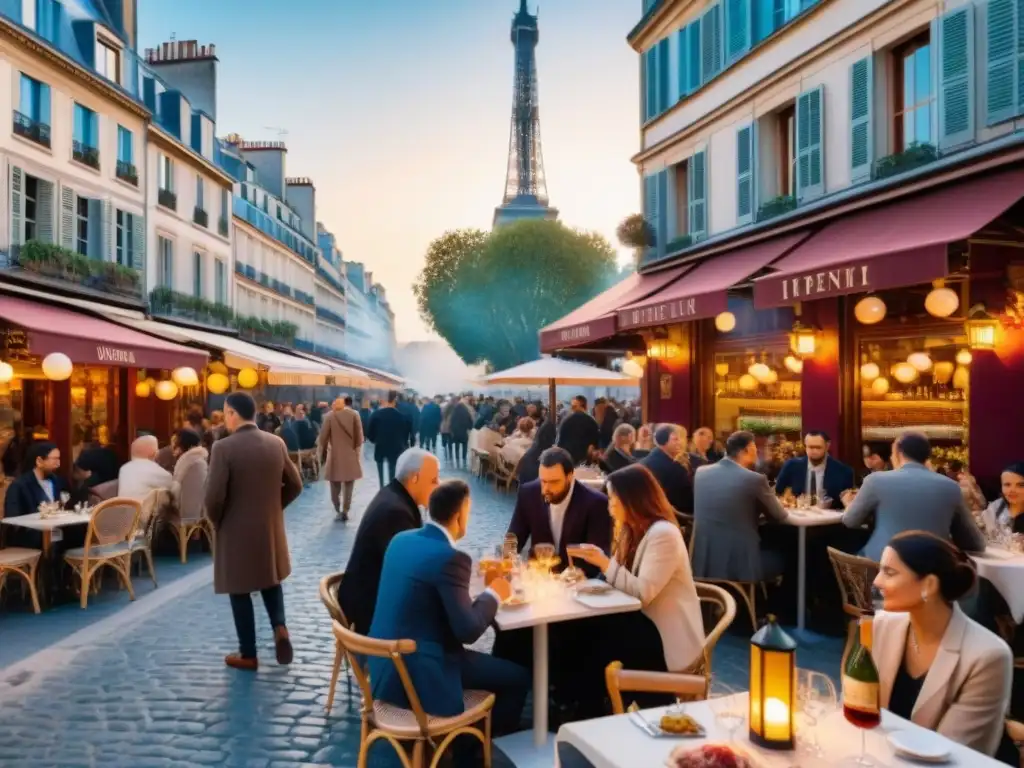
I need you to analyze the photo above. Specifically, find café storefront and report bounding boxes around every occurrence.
[0,295,208,475]
[541,164,1024,492]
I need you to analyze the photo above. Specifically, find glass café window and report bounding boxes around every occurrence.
[860,334,969,467]
[713,345,803,468]
[70,367,118,464]
[894,32,933,151]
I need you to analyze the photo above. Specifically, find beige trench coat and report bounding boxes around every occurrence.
[318,407,364,483]
[205,424,303,595]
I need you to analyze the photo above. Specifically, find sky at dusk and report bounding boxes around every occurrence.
[138,0,641,342]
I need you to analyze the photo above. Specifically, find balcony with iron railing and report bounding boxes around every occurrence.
[72,140,99,170]
[116,160,138,186]
[12,110,50,148]
[193,207,208,228]
[158,188,177,211]
[232,195,316,265]
[316,305,347,327]
[149,287,234,329]
[315,264,346,295]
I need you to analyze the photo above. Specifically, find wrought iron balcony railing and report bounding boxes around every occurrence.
[72,140,99,169]
[218,217,229,237]
[115,160,138,186]
[13,111,50,148]
[158,188,177,210]
[193,207,208,227]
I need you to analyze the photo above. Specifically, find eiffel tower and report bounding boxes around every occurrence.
[493,0,559,229]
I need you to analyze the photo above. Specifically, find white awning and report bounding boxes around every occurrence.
[283,351,378,389]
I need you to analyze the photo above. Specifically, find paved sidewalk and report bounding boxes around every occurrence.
[0,455,843,767]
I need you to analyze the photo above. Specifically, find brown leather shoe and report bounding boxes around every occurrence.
[224,654,258,671]
[274,626,293,665]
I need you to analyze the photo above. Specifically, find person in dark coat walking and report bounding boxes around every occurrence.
[418,396,443,453]
[366,391,411,486]
[396,394,420,449]
[338,448,440,634]
[447,396,474,468]
[205,392,303,671]
[556,395,600,465]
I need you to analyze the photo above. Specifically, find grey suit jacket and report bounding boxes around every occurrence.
[690,458,789,582]
[842,463,986,562]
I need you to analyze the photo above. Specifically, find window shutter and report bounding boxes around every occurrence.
[686,22,701,94]
[87,199,103,258]
[656,169,669,250]
[640,51,648,121]
[657,38,671,112]
[103,201,114,261]
[643,173,660,260]
[701,3,723,84]
[645,49,658,120]
[985,0,1016,125]
[36,180,53,245]
[9,165,23,251]
[131,212,145,271]
[726,0,751,63]
[59,184,75,250]
[850,55,874,183]
[736,123,756,225]
[677,28,689,100]
[39,83,50,128]
[796,86,824,201]
[937,6,975,148]
[688,149,708,240]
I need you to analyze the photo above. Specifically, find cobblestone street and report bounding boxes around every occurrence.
[0,455,842,767]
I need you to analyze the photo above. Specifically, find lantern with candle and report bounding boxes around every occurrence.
[749,615,796,750]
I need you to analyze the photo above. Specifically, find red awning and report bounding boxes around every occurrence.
[539,264,691,352]
[0,296,209,370]
[617,232,810,330]
[754,168,1024,308]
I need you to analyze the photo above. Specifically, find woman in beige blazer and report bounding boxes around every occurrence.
[568,464,704,714]
[872,531,1012,757]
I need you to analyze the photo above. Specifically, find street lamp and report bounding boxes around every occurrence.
[965,304,997,351]
[789,322,817,358]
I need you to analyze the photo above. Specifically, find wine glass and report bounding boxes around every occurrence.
[798,669,837,755]
[534,542,556,571]
[709,683,746,744]
[59,491,70,508]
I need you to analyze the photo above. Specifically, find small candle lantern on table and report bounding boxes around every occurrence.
[749,614,797,750]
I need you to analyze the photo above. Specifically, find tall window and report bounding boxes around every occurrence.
[115,210,134,265]
[215,259,227,305]
[117,126,132,164]
[95,39,120,84]
[24,176,39,241]
[158,236,173,288]
[18,74,50,126]
[73,103,97,149]
[894,33,932,151]
[35,0,60,43]
[195,175,205,210]
[193,251,204,297]
[76,196,89,256]
[158,154,174,191]
[777,104,796,198]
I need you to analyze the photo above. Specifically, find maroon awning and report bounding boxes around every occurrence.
[539,264,691,352]
[0,296,208,370]
[617,232,810,330]
[753,168,1024,308]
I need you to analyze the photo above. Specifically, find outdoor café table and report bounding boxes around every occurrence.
[781,507,845,641]
[1,509,91,552]
[555,691,1003,768]
[971,546,1024,622]
[481,578,641,761]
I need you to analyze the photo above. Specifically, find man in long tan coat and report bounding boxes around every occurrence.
[206,392,303,671]
[318,395,364,521]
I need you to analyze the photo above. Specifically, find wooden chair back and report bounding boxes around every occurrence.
[827,547,879,618]
[319,572,351,629]
[683,583,737,689]
[84,498,141,550]
[605,661,707,715]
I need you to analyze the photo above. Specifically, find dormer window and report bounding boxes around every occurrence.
[95,37,120,85]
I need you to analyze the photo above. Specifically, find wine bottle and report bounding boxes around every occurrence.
[842,613,881,729]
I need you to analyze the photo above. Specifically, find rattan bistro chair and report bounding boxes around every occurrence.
[64,498,141,609]
[680,583,738,697]
[320,571,353,714]
[688,520,769,630]
[332,620,495,768]
[605,662,708,715]
[827,547,880,660]
[0,547,42,613]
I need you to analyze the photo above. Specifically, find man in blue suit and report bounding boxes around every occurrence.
[774,430,854,510]
[369,480,530,735]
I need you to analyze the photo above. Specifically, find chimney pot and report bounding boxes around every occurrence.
[209,44,216,56]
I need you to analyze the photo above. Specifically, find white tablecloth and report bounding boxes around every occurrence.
[971,547,1024,622]
[556,693,1003,767]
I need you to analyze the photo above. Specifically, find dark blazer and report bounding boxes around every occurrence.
[366,407,410,461]
[599,447,634,475]
[369,524,498,717]
[642,447,701,515]
[419,402,442,438]
[3,470,69,517]
[339,481,423,634]
[448,403,474,441]
[517,421,557,485]
[775,456,855,509]
[507,479,611,572]
[556,411,601,465]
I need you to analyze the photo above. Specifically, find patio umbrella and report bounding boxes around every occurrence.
[478,357,639,414]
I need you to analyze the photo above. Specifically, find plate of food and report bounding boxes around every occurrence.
[666,743,761,767]
[501,595,530,609]
[626,704,706,738]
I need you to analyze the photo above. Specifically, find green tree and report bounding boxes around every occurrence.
[414,220,619,370]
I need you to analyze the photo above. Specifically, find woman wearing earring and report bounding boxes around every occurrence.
[872,531,1012,757]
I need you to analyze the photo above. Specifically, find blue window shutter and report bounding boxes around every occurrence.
[644,50,658,120]
[726,0,751,63]
[657,38,671,112]
[640,51,649,122]
[736,123,755,225]
[677,28,689,99]
[687,150,708,240]
[686,22,702,93]
[937,6,975,148]
[656,170,669,252]
[796,85,824,201]
[850,55,874,183]
[665,165,678,239]
[985,0,1016,125]
[701,3,723,84]
[643,174,660,259]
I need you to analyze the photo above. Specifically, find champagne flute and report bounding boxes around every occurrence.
[798,669,837,756]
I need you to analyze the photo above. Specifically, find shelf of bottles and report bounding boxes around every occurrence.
[713,346,802,439]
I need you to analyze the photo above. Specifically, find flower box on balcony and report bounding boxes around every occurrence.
[116,160,138,186]
[15,240,141,297]
[12,111,51,148]
[193,207,208,227]
[72,140,100,170]
[158,188,177,211]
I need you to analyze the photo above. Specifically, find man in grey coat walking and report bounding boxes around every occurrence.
[206,392,304,671]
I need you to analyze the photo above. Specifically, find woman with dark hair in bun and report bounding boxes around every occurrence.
[872,531,1012,757]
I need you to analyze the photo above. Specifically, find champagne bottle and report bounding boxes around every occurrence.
[842,613,881,729]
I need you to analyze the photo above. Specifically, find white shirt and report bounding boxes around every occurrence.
[426,521,500,604]
[549,479,576,550]
[806,457,827,498]
[118,458,173,501]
